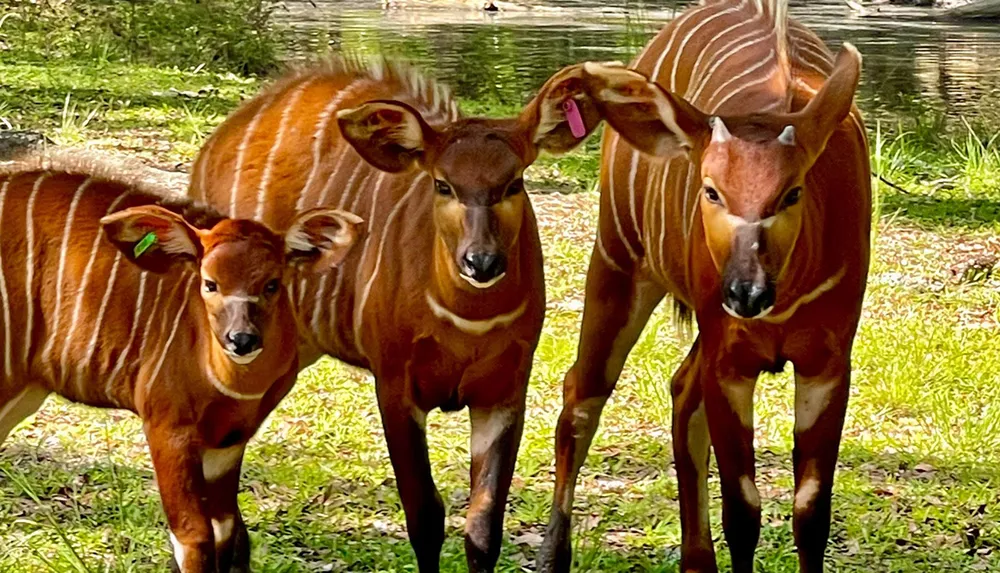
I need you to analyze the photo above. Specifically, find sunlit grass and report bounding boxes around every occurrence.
[1,189,997,571]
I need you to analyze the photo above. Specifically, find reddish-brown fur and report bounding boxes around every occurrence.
[189,57,630,571]
[0,154,361,573]
[539,2,871,572]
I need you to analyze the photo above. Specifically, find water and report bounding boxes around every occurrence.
[276,0,1000,126]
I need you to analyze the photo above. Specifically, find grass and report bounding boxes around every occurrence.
[1,188,998,571]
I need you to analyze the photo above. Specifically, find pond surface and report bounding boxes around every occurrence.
[277,0,1000,126]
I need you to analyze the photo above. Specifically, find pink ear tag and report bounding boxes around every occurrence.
[563,99,587,139]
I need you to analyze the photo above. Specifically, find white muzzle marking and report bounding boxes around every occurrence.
[460,272,506,289]
[225,348,262,365]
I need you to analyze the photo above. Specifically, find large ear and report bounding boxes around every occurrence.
[336,100,437,173]
[285,208,364,273]
[100,206,203,274]
[519,63,619,155]
[580,62,710,159]
[794,43,862,157]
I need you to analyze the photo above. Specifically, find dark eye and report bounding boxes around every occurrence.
[704,187,722,204]
[204,280,218,293]
[264,279,280,295]
[506,178,525,196]
[435,180,453,196]
[783,187,802,208]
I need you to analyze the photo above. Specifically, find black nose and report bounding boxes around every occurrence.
[226,332,260,356]
[460,251,507,284]
[724,279,775,319]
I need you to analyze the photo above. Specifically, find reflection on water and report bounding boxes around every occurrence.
[276,0,1000,125]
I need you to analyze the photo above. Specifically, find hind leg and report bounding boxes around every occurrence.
[0,385,49,445]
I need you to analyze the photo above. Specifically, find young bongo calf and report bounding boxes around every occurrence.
[0,155,361,572]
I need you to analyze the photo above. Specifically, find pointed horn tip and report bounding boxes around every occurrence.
[840,42,862,65]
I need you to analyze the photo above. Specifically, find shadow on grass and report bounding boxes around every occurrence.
[882,191,1000,229]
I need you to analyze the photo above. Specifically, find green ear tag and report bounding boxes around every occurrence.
[134,232,158,258]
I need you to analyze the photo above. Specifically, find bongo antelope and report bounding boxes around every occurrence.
[538,1,871,571]
[0,154,361,572]
[189,58,623,571]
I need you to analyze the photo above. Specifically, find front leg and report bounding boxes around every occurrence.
[538,249,664,573]
[146,424,216,573]
[376,376,444,573]
[465,401,525,572]
[203,444,250,572]
[792,361,850,572]
[701,353,760,573]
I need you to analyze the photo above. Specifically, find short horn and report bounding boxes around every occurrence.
[710,116,732,144]
[778,125,795,146]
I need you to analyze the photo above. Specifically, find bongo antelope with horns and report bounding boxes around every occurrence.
[538,1,871,571]
[189,58,627,571]
[0,154,362,573]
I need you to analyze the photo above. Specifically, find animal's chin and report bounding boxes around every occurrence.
[225,348,262,365]
[722,303,774,320]
[459,272,506,289]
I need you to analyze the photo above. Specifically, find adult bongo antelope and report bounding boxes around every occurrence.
[538,1,870,571]
[0,154,361,573]
[189,58,622,571]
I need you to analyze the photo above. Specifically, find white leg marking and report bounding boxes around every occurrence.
[795,476,821,512]
[23,172,49,367]
[740,474,761,510]
[105,272,148,402]
[723,377,756,429]
[42,177,92,367]
[794,376,839,433]
[0,385,48,443]
[256,78,315,222]
[229,93,278,218]
[146,274,196,393]
[212,515,235,546]
[169,533,188,570]
[202,444,245,483]
[60,191,131,383]
[78,251,122,399]
[470,409,512,459]
[0,179,13,378]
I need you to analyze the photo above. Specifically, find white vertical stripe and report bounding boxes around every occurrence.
[671,2,744,91]
[712,66,780,112]
[606,136,638,261]
[146,274,196,393]
[256,78,314,222]
[135,277,165,369]
[328,169,375,351]
[627,151,640,239]
[23,172,49,368]
[197,135,217,204]
[0,179,13,378]
[687,19,756,97]
[105,272,148,403]
[689,30,770,102]
[297,81,361,212]
[651,2,716,81]
[60,191,131,382]
[78,251,122,398]
[353,172,424,358]
[705,48,775,110]
[315,148,355,208]
[596,232,625,274]
[42,177,92,367]
[229,94,278,218]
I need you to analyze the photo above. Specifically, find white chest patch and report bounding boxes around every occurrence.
[425,292,527,336]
